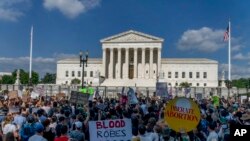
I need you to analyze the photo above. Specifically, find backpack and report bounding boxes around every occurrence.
[20,123,35,141]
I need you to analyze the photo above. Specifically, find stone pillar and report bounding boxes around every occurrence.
[157,48,161,76]
[134,48,137,79]
[141,48,145,78]
[109,48,113,79]
[149,48,153,78]
[102,48,106,78]
[125,48,129,79]
[117,48,121,79]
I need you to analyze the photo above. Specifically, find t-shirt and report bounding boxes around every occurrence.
[2,123,16,134]
[54,136,69,141]
[28,134,47,141]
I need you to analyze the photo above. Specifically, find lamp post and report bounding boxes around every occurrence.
[79,50,88,88]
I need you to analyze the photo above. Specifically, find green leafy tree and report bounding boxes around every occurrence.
[12,69,39,85]
[41,73,56,84]
[71,78,81,85]
[1,75,15,84]
[179,82,191,88]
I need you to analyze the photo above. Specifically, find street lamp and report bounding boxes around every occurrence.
[79,50,88,88]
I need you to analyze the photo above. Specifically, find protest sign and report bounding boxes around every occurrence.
[164,97,201,132]
[156,82,168,98]
[78,93,89,104]
[56,93,66,99]
[9,107,20,114]
[69,91,89,105]
[31,91,39,99]
[127,87,138,104]
[34,86,45,96]
[22,95,29,102]
[96,103,107,111]
[8,91,18,99]
[212,96,220,107]
[89,118,132,141]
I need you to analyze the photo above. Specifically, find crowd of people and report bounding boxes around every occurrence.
[0,89,249,141]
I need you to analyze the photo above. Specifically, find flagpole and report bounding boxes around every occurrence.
[29,26,33,85]
[228,20,231,81]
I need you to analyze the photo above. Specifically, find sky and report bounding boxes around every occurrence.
[0,0,250,79]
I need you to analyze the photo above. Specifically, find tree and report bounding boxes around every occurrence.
[12,69,39,85]
[1,75,14,84]
[71,78,81,85]
[179,82,191,88]
[41,73,56,84]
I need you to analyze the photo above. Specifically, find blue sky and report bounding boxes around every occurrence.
[0,0,250,79]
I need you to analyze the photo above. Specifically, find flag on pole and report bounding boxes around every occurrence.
[223,26,229,41]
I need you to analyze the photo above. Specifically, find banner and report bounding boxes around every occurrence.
[164,97,201,132]
[127,87,138,104]
[89,118,132,141]
[156,82,168,98]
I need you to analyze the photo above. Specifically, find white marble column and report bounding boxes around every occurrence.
[149,48,153,78]
[117,48,121,79]
[125,48,129,79]
[134,48,137,79]
[109,48,113,79]
[102,48,106,78]
[141,48,145,78]
[157,48,161,76]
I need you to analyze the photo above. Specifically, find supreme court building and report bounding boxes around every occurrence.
[56,30,218,87]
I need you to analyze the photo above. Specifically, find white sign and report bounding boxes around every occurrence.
[89,118,132,141]
[31,91,39,99]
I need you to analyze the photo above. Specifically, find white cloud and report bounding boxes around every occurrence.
[0,0,30,22]
[219,63,250,79]
[43,0,101,19]
[0,54,78,77]
[232,52,250,60]
[0,56,56,78]
[177,27,228,52]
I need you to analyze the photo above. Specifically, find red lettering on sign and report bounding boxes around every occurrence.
[96,122,102,129]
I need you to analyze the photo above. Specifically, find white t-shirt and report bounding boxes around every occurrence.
[207,131,218,141]
[2,123,16,134]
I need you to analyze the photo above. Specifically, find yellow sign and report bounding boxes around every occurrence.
[164,97,201,132]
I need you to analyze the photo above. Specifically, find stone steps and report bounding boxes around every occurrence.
[101,79,157,87]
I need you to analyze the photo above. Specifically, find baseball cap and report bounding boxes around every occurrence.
[34,122,44,133]
[75,121,82,129]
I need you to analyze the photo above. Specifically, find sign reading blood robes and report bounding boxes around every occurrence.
[89,118,132,141]
[164,97,201,132]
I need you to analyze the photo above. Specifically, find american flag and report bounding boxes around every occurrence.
[224,26,229,41]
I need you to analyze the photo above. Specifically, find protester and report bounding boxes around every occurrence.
[54,125,69,141]
[0,87,249,141]
[28,122,47,141]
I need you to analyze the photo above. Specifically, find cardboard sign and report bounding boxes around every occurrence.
[34,86,45,96]
[22,95,29,102]
[164,97,201,132]
[89,118,132,141]
[156,82,168,97]
[8,91,18,99]
[56,93,66,99]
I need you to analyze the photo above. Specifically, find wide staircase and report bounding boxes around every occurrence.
[100,78,157,87]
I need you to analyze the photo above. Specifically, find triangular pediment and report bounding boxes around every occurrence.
[101,30,164,43]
